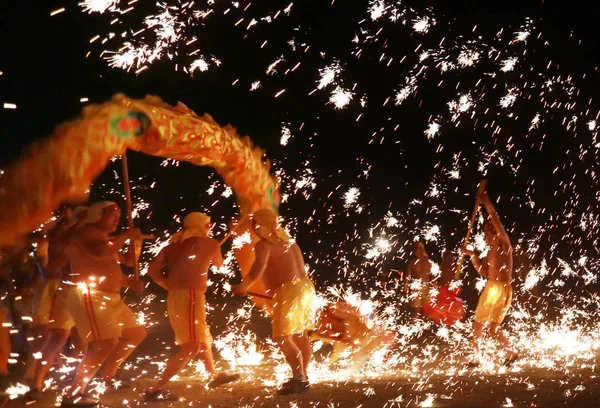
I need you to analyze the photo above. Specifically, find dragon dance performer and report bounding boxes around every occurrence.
[309,302,394,369]
[439,250,456,287]
[145,212,239,402]
[460,189,519,367]
[60,201,148,407]
[233,209,317,395]
[24,206,89,401]
[404,241,433,319]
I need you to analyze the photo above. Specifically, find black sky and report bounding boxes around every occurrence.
[1,0,600,286]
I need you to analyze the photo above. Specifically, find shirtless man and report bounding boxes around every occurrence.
[404,242,432,319]
[24,207,89,401]
[61,201,147,407]
[461,190,518,367]
[439,250,456,287]
[145,212,239,401]
[232,209,317,395]
[24,209,77,385]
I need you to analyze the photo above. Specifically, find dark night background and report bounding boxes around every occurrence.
[1,0,600,296]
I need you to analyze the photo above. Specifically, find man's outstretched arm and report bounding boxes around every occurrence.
[480,191,512,249]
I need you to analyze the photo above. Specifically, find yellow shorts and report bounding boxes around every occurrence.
[167,289,212,346]
[33,279,61,326]
[272,278,317,338]
[409,280,431,308]
[474,281,513,324]
[67,288,139,341]
[47,284,76,332]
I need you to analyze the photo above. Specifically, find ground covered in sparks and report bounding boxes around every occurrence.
[2,361,599,407]
[3,302,600,408]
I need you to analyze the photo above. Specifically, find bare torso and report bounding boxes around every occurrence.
[440,262,454,286]
[408,257,431,282]
[484,242,513,282]
[66,227,123,293]
[163,237,219,291]
[259,241,308,292]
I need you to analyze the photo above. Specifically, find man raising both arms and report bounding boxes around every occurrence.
[145,212,239,401]
[461,189,518,367]
[233,209,317,395]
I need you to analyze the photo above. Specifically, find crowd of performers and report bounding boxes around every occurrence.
[0,186,518,406]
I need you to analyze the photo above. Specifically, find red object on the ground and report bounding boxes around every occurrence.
[423,284,466,325]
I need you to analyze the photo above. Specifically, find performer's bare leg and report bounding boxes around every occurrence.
[32,329,70,390]
[470,320,485,364]
[97,326,146,381]
[197,343,217,375]
[71,327,87,357]
[488,322,517,360]
[69,338,118,394]
[147,342,201,393]
[292,331,311,378]
[275,336,305,380]
[24,325,50,381]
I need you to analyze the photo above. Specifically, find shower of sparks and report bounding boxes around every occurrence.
[343,187,360,208]
[413,17,434,33]
[13,1,597,405]
[79,0,119,14]
[425,122,441,139]
[329,86,354,109]
[189,57,209,73]
[317,62,343,90]
[499,88,518,108]
[280,125,292,146]
[501,57,518,72]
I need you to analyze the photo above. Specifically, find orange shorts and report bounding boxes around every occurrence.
[167,289,212,346]
[67,287,139,341]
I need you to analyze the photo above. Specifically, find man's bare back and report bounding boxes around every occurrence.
[253,240,307,292]
[162,237,222,291]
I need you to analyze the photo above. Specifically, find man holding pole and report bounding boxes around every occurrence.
[61,201,148,407]
[460,188,519,367]
[144,212,239,401]
[232,209,317,395]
